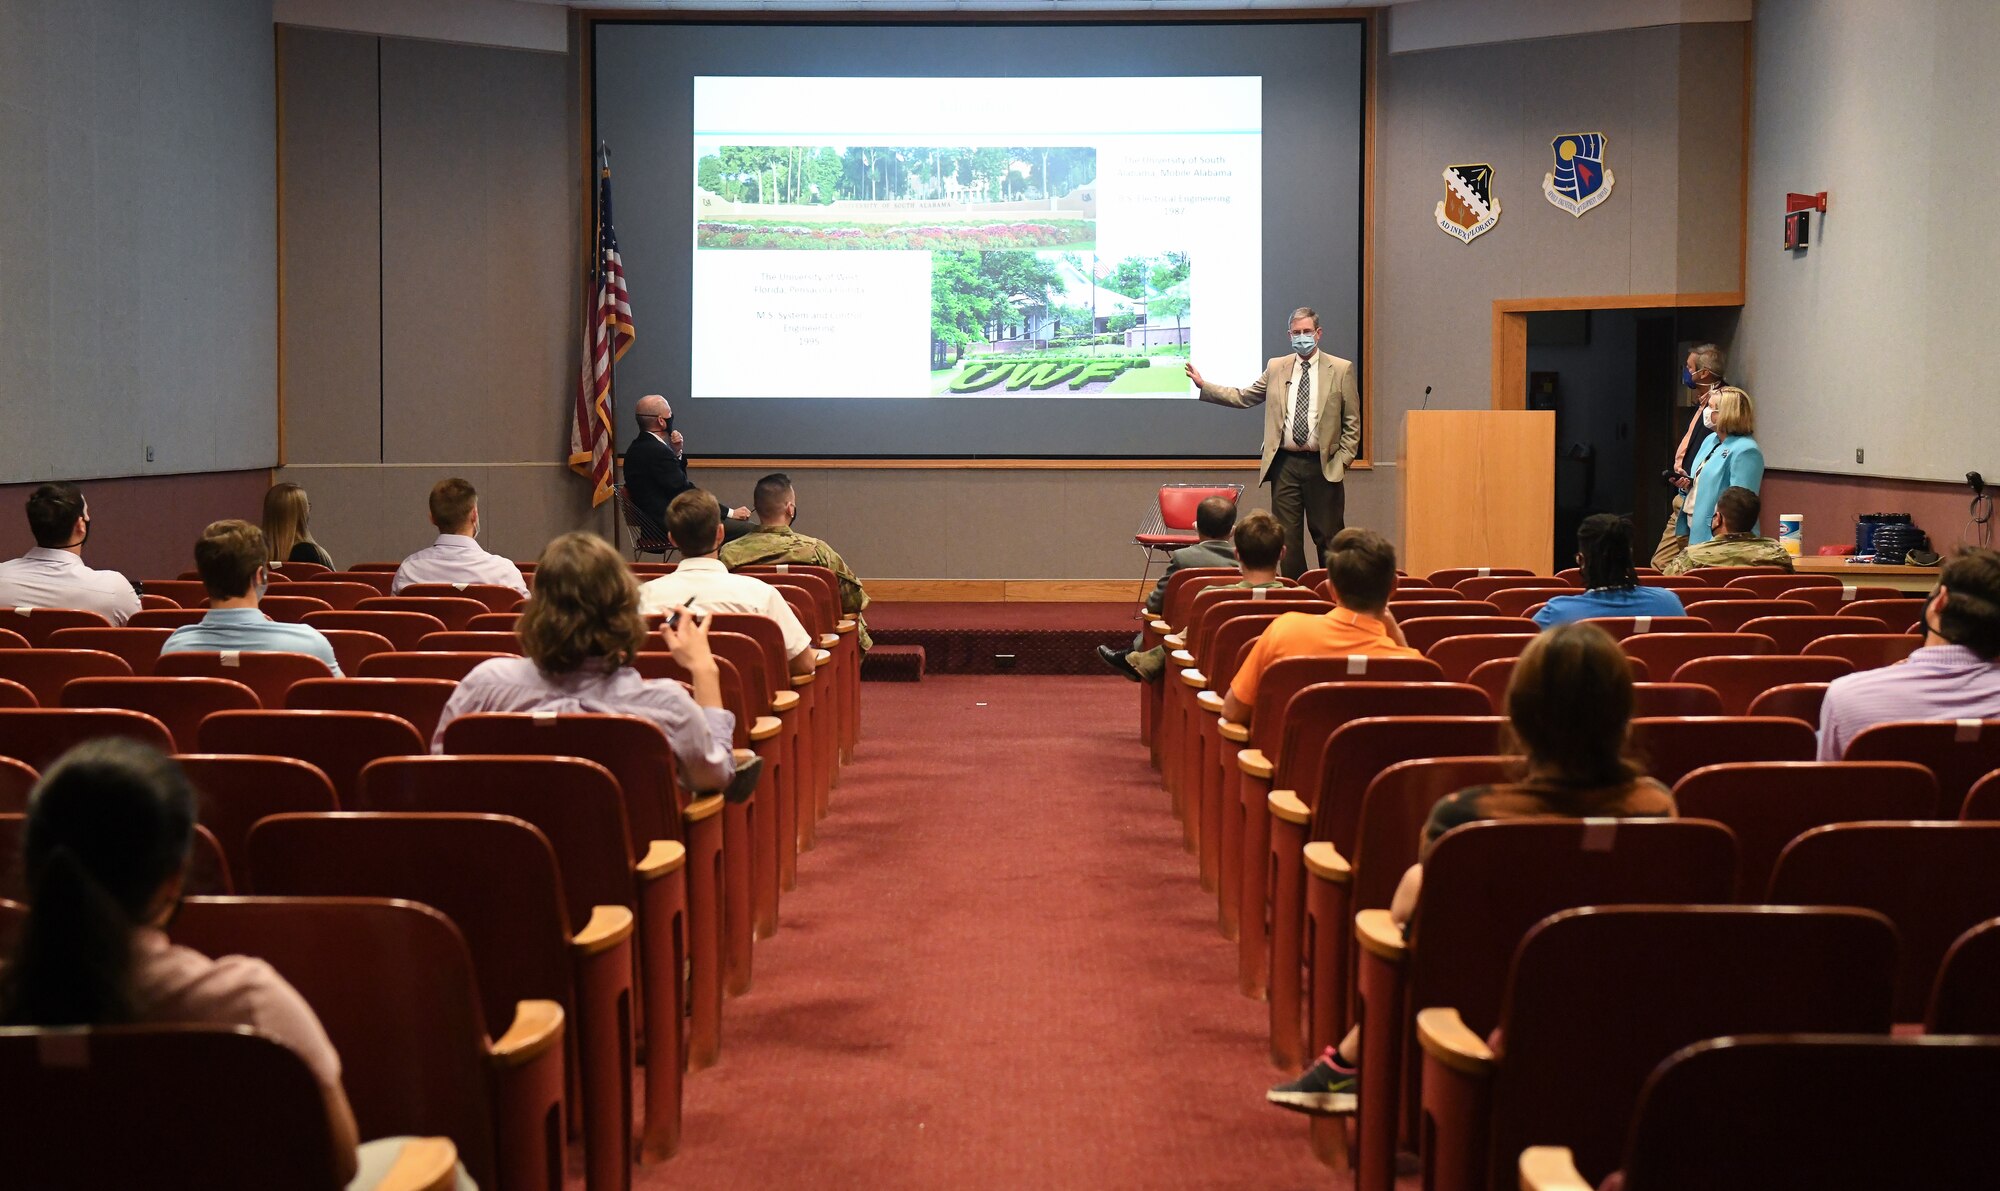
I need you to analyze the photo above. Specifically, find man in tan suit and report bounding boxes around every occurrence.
[1186,306,1361,579]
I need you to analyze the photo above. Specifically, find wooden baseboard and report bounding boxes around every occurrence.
[870,579,1145,603]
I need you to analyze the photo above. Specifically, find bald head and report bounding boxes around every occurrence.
[635,394,669,426]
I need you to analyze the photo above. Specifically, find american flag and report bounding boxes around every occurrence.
[569,143,634,507]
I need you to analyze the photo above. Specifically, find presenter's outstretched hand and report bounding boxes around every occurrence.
[1184,362,1205,390]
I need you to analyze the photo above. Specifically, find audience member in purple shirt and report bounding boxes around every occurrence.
[1818,547,2000,760]
[434,530,740,795]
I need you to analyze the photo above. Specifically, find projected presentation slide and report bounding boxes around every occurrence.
[690,76,1262,401]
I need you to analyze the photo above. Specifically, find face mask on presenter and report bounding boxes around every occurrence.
[1289,333,1317,357]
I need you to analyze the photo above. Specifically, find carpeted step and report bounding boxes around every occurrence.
[861,644,925,682]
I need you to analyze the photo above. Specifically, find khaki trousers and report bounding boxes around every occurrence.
[1653,494,1690,571]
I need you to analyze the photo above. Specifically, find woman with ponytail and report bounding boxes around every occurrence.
[1532,512,1687,628]
[0,740,472,1189]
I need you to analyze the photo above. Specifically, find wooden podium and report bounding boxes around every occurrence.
[1399,410,1555,579]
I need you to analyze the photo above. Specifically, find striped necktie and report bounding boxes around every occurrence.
[1291,361,1312,447]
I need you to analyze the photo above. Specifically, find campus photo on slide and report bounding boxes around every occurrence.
[689,75,1260,400]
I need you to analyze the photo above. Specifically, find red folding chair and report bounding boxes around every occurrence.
[314,629,397,679]
[305,609,448,651]
[467,612,520,632]
[1386,600,1500,620]
[1352,821,1739,1191]
[248,812,637,1190]
[1133,483,1244,593]
[153,650,332,707]
[357,595,486,630]
[1426,634,1537,683]
[1844,720,2000,817]
[271,582,380,610]
[1655,585,1760,602]
[285,676,456,743]
[0,647,133,705]
[127,608,206,629]
[1789,583,1906,613]
[1961,769,2000,820]
[357,651,506,681]
[438,713,729,1072]
[1624,632,1775,680]
[0,629,25,649]
[1724,573,1844,598]
[1578,615,1714,640]
[1455,575,1574,601]
[1840,598,1930,633]
[1770,822,2000,1022]
[1634,574,1714,591]
[1486,588,1577,618]
[1400,616,1537,655]
[2,607,112,647]
[1681,598,1815,633]
[0,813,230,899]
[415,631,525,655]
[353,755,686,1159]
[0,1026,360,1191]
[1692,565,1790,585]
[0,756,38,811]
[60,676,259,752]
[46,627,171,675]
[1802,632,1923,671]
[0,707,172,772]
[1739,614,1889,654]
[1670,654,1854,714]
[138,579,209,607]
[345,561,403,572]
[1746,682,1831,724]
[1673,760,1938,898]
[1385,587,1461,602]
[319,570,396,594]
[1628,715,1818,787]
[196,709,425,805]
[269,560,332,578]
[1929,919,2000,1032]
[255,595,333,624]
[1631,682,1724,717]
[170,897,562,1191]
[173,754,339,878]
[1424,567,1534,588]
[1416,906,1893,1191]
[399,583,525,615]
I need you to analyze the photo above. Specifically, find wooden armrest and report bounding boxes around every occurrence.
[818,633,840,648]
[683,794,725,822]
[790,670,816,687]
[491,999,565,1068]
[1416,1006,1495,1076]
[1164,634,1186,649]
[637,839,686,880]
[813,647,831,663]
[750,715,782,741]
[1178,668,1206,688]
[1237,748,1273,779]
[1148,619,1169,634]
[1267,788,1309,825]
[371,1137,460,1191]
[1219,720,1249,743]
[1519,1147,1592,1191]
[1355,908,1407,961]
[1196,690,1224,712]
[837,618,856,633]
[1303,841,1351,883]
[772,690,800,712]
[572,904,635,957]
[732,747,755,766]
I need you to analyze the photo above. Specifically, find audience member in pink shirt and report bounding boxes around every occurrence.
[0,739,473,1189]
[391,477,529,597]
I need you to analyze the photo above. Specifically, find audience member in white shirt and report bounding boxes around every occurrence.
[638,489,817,677]
[0,483,141,625]
[391,477,529,597]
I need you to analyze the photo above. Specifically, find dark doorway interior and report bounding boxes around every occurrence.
[1525,306,1741,571]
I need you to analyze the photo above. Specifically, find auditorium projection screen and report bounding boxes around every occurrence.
[594,20,1365,459]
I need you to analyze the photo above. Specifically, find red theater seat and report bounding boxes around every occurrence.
[305,610,447,651]
[1843,720,2000,816]
[357,595,485,630]
[1669,654,1854,714]
[196,709,425,805]
[174,753,339,877]
[399,583,525,615]
[0,648,132,706]
[1673,760,1937,898]
[2,608,112,647]
[61,676,260,752]
[1623,632,1774,680]
[286,677,457,743]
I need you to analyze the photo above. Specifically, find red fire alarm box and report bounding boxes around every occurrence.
[1784,191,1827,252]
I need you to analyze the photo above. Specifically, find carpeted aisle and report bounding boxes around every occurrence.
[648,674,1333,1189]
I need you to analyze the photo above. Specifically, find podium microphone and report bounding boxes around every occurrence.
[1420,385,1432,411]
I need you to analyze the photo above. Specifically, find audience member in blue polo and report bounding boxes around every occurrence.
[160,519,343,675]
[1533,513,1686,630]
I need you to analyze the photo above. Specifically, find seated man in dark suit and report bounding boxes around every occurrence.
[623,394,753,541]
[1097,495,1239,679]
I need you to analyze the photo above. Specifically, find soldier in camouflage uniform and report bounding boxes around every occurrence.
[1109,510,1290,682]
[719,473,872,651]
[1661,485,1794,576]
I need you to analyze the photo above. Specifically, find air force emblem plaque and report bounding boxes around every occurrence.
[1543,133,1614,216]
[1436,163,1500,243]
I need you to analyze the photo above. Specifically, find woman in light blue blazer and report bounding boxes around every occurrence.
[1676,388,1763,547]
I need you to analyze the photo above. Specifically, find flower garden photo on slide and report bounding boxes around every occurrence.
[696,145,1096,250]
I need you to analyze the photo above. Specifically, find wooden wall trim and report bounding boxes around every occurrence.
[1489,292,1746,410]
[870,578,1145,603]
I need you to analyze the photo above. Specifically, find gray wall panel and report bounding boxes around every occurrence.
[279,27,382,464]
[378,37,575,466]
[0,0,276,484]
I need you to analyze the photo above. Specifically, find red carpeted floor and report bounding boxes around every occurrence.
[866,602,1141,675]
[637,674,1338,1189]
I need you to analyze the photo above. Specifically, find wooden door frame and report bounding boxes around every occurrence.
[1489,291,1742,411]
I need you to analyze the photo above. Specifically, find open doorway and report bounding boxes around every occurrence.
[1523,306,1741,570]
